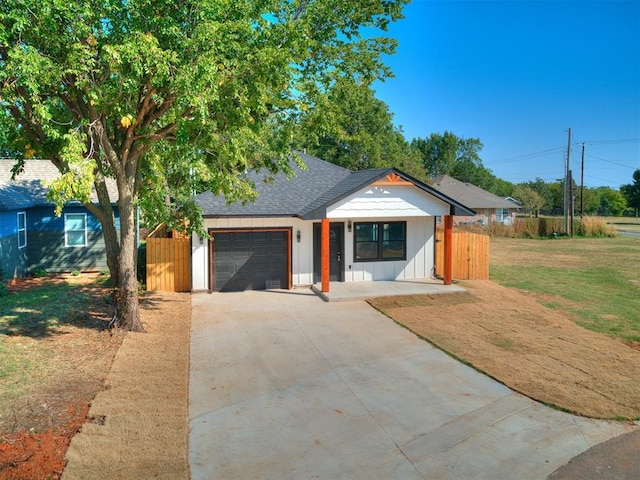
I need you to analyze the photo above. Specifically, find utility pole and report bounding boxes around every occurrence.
[569,169,574,236]
[564,128,572,234]
[580,143,585,219]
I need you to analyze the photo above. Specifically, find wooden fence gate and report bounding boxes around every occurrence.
[146,237,191,292]
[435,229,489,280]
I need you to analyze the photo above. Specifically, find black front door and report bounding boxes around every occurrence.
[313,223,344,283]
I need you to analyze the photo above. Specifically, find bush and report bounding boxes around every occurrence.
[0,269,8,297]
[462,216,615,239]
[31,269,48,278]
[537,217,563,237]
[576,217,616,237]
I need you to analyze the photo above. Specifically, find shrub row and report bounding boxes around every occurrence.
[0,268,8,297]
[457,217,616,239]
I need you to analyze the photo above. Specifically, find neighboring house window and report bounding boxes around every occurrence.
[65,213,87,247]
[17,212,27,249]
[354,222,406,262]
[496,208,509,222]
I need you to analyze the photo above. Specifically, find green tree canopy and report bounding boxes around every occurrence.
[593,187,627,217]
[512,185,545,217]
[0,0,408,330]
[411,131,514,194]
[294,77,423,178]
[578,187,601,216]
[621,169,640,211]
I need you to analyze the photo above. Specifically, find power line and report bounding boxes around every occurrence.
[583,174,627,186]
[584,153,637,169]
[578,138,640,145]
[489,146,565,166]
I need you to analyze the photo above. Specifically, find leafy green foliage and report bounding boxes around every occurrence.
[411,131,514,194]
[31,269,48,278]
[512,185,545,216]
[294,77,424,178]
[513,177,629,217]
[592,187,627,217]
[0,269,8,297]
[1,0,407,226]
[1,0,409,328]
[621,169,640,211]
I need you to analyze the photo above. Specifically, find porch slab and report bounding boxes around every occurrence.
[310,278,465,302]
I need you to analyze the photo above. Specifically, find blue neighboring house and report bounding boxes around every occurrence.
[0,159,119,280]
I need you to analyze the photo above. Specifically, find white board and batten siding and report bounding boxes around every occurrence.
[327,184,451,282]
[341,216,435,282]
[327,185,451,219]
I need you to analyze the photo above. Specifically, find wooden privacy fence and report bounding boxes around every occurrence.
[435,229,489,280]
[146,237,191,292]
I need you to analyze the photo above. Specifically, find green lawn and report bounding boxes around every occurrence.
[490,236,640,342]
[0,276,110,400]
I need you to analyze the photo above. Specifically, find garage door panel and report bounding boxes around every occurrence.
[212,230,289,292]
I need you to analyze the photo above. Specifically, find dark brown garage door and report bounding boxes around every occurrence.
[211,229,290,292]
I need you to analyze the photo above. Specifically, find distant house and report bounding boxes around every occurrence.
[0,159,119,280]
[191,153,474,293]
[431,175,519,226]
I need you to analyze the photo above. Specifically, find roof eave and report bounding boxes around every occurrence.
[300,168,476,219]
[393,170,476,216]
[299,168,394,220]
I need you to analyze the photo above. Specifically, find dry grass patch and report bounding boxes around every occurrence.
[369,281,640,420]
[0,274,124,480]
[62,291,191,480]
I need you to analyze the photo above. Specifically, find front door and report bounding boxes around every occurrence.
[313,223,344,283]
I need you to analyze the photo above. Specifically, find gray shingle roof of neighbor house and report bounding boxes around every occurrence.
[0,183,36,211]
[0,158,119,207]
[431,175,517,210]
[195,152,475,218]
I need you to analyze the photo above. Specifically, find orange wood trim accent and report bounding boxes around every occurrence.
[444,215,453,285]
[321,218,330,293]
[372,172,413,186]
[371,181,413,186]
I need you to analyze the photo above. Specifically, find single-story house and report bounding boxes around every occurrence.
[431,175,520,226]
[0,159,119,280]
[192,153,474,293]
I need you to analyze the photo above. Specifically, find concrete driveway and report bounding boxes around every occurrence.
[189,289,631,480]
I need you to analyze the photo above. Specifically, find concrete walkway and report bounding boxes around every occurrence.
[311,279,465,302]
[189,289,633,480]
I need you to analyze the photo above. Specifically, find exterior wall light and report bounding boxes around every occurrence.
[296,230,301,242]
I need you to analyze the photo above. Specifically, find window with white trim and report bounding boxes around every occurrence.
[17,212,27,249]
[354,222,406,262]
[65,213,87,247]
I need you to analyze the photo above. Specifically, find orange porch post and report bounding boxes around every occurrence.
[321,218,330,293]
[444,215,453,285]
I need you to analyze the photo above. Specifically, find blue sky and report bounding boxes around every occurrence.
[373,0,640,189]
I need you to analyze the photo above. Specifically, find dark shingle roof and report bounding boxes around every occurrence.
[299,168,394,219]
[0,159,118,208]
[431,175,516,210]
[0,183,36,211]
[195,153,352,217]
[196,153,475,218]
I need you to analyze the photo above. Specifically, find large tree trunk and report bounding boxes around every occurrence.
[84,202,120,282]
[115,193,143,332]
